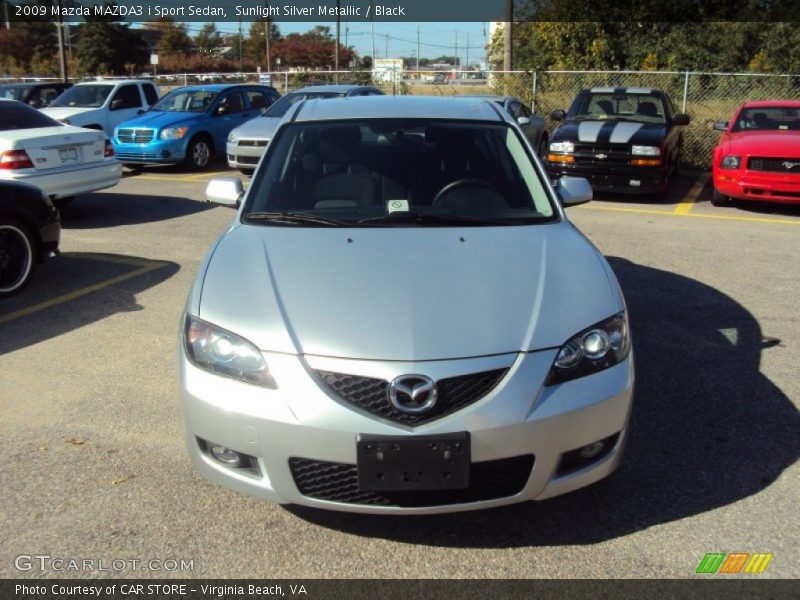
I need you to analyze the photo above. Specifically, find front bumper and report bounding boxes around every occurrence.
[0,160,122,200]
[226,139,267,170]
[179,347,634,514]
[547,162,667,195]
[714,170,800,204]
[112,138,189,165]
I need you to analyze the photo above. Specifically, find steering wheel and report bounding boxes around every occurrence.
[432,179,499,206]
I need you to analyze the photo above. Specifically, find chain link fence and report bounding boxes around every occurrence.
[6,68,797,167]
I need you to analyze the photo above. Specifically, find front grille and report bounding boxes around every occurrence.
[313,368,507,426]
[748,157,800,173]
[114,151,166,161]
[117,128,154,144]
[289,454,534,507]
[238,139,268,147]
[573,143,631,165]
[235,155,260,165]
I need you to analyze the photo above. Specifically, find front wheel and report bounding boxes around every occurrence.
[238,167,255,176]
[538,136,549,161]
[712,188,731,207]
[184,136,213,171]
[0,220,37,298]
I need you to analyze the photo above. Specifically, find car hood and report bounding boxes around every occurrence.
[196,223,621,361]
[553,119,666,145]
[115,111,199,130]
[231,116,281,140]
[721,130,800,157]
[40,106,97,120]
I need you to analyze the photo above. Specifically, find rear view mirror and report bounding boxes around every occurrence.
[713,120,729,132]
[206,177,243,208]
[555,176,592,207]
[550,110,565,121]
[672,113,691,126]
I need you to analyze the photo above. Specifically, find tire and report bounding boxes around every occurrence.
[537,135,549,161]
[712,188,731,207]
[53,196,74,209]
[184,135,213,171]
[0,219,37,298]
[238,167,255,176]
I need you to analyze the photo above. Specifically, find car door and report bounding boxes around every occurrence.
[208,90,249,152]
[106,83,144,135]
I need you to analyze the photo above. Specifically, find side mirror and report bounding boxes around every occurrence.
[550,109,565,121]
[672,113,691,126]
[713,120,729,132]
[555,176,592,207]
[110,98,125,111]
[206,177,243,207]
[215,105,228,116]
[517,116,531,126]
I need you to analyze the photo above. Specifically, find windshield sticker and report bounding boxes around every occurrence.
[387,199,410,213]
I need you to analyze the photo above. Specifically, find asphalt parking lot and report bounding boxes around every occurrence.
[1,163,798,579]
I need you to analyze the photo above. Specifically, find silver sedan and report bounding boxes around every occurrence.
[181,96,633,514]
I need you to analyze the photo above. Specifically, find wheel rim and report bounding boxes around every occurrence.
[0,224,33,293]
[193,141,210,167]
[538,139,548,159]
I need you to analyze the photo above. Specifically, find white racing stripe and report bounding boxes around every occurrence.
[626,87,652,94]
[609,122,644,143]
[590,87,615,93]
[577,121,605,142]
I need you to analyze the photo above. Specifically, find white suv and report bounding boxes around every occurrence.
[41,80,159,137]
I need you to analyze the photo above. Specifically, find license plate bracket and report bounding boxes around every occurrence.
[59,147,79,163]
[357,432,470,491]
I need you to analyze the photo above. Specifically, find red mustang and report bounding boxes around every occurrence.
[712,100,800,206]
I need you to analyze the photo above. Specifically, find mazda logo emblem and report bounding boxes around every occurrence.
[388,375,437,413]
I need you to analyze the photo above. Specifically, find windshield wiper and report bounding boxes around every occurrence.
[357,212,536,227]
[243,211,350,227]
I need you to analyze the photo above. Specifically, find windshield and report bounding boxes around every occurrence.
[0,102,62,130]
[0,86,32,101]
[50,84,113,108]
[732,107,800,132]
[262,91,346,118]
[568,92,667,124]
[244,119,556,227]
[151,89,218,113]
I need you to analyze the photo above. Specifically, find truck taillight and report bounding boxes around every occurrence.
[0,150,34,170]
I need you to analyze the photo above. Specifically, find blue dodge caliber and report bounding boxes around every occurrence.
[112,84,280,170]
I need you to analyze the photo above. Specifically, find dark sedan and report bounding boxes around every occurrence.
[463,96,549,158]
[0,82,72,109]
[546,87,690,197]
[0,180,60,297]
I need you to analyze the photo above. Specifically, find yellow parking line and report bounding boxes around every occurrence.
[0,259,168,326]
[580,203,800,226]
[674,172,711,215]
[182,171,231,181]
[131,171,232,183]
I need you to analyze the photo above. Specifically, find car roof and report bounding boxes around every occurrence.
[291,95,506,123]
[73,79,152,86]
[168,83,267,93]
[739,99,800,109]
[294,85,379,94]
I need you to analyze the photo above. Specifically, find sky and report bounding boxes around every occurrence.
[203,21,491,65]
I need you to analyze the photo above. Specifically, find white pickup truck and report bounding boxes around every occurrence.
[41,80,159,137]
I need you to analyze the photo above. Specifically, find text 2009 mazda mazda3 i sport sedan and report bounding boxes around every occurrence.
[179,96,634,514]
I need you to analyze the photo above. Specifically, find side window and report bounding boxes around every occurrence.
[520,103,532,118]
[142,84,158,106]
[268,89,281,103]
[246,90,269,110]
[110,84,142,110]
[216,92,244,114]
[508,102,524,120]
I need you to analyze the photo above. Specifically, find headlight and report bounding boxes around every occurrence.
[183,314,274,387]
[631,145,661,156]
[546,312,631,385]
[160,127,189,140]
[227,132,238,144]
[720,156,741,169]
[549,141,574,153]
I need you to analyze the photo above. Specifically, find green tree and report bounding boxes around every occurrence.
[195,22,222,57]
[244,19,282,65]
[156,20,192,55]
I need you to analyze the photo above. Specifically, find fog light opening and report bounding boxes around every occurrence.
[199,438,260,475]
[210,444,244,467]
[556,433,620,476]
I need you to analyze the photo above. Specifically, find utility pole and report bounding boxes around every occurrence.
[238,19,243,73]
[264,2,271,72]
[466,33,469,71]
[384,33,388,59]
[335,0,340,81]
[370,3,375,70]
[454,31,458,73]
[3,0,10,30]
[416,25,420,71]
[56,0,68,83]
[503,0,513,72]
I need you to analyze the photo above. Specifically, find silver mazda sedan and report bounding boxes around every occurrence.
[180,96,634,514]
